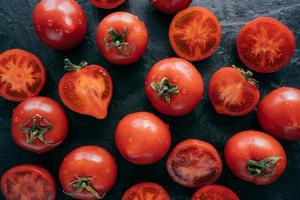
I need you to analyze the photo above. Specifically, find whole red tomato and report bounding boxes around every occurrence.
[257,87,300,141]
[191,185,240,200]
[11,97,68,153]
[33,0,87,50]
[90,0,125,9]
[224,130,287,185]
[96,12,148,65]
[149,0,192,14]
[59,146,117,200]
[115,112,171,165]
[145,58,203,116]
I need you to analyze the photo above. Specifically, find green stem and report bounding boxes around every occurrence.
[64,58,88,71]
[231,65,258,86]
[104,27,131,56]
[248,156,281,177]
[151,77,179,103]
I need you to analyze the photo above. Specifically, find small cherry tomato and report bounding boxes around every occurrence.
[59,145,117,200]
[149,0,192,14]
[237,17,296,73]
[58,59,113,119]
[257,87,300,141]
[96,12,148,65]
[169,6,222,61]
[0,49,46,102]
[145,58,203,116]
[90,0,125,9]
[224,130,287,185]
[1,164,56,200]
[115,112,171,165]
[166,139,222,188]
[191,185,240,200]
[208,66,260,116]
[122,182,170,200]
[33,0,87,50]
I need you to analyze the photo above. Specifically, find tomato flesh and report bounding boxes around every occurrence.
[90,0,125,9]
[192,185,240,200]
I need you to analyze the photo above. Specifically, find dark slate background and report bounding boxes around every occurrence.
[0,0,300,199]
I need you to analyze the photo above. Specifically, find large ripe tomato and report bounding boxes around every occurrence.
[11,97,68,153]
[257,87,300,141]
[96,12,148,65]
[33,0,87,50]
[115,112,171,165]
[145,58,203,116]
[59,146,117,200]
[58,59,113,119]
[166,139,222,188]
[90,0,125,9]
[1,164,56,200]
[208,66,260,116]
[0,49,46,102]
[224,130,287,185]
[169,6,222,61]
[149,0,192,14]
[191,185,240,200]
[122,182,170,200]
[237,17,296,73]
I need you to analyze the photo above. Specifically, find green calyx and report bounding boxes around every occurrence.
[64,58,88,71]
[104,27,131,56]
[248,156,281,177]
[231,65,258,86]
[151,77,179,103]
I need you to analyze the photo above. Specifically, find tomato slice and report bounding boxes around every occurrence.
[192,185,240,200]
[237,17,296,73]
[90,0,125,9]
[0,49,46,101]
[122,182,170,200]
[169,6,222,61]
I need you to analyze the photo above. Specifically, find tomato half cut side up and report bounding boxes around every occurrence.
[192,185,240,200]
[0,49,46,101]
[237,17,296,73]
[169,6,222,61]
[90,0,125,9]
[58,59,113,119]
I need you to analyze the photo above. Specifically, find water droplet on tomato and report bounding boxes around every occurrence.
[47,19,54,27]
[173,75,179,83]
[146,127,151,132]
[182,88,187,95]
[128,138,133,144]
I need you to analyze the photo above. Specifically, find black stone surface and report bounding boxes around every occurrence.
[0,0,300,199]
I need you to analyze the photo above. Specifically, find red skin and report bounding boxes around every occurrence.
[149,0,192,14]
[191,185,240,200]
[96,12,148,65]
[224,130,287,185]
[33,0,87,50]
[11,97,68,153]
[90,0,125,9]
[115,112,171,165]
[258,87,300,141]
[1,164,56,200]
[166,139,223,188]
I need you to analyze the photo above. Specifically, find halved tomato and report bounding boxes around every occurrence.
[0,49,46,101]
[208,66,260,116]
[58,59,112,119]
[191,185,240,200]
[237,17,296,73]
[169,6,222,61]
[90,0,125,9]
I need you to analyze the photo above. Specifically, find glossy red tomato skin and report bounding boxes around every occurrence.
[1,164,56,200]
[145,58,203,116]
[257,87,300,141]
[166,139,222,188]
[59,146,117,200]
[115,112,171,165]
[33,0,87,50]
[11,97,68,153]
[90,0,125,9]
[122,182,170,200]
[191,185,240,200]
[0,49,46,102]
[149,0,192,14]
[237,17,296,73]
[96,12,148,65]
[208,67,260,116]
[224,130,287,185]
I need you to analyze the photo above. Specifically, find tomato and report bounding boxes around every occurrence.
[145,58,203,116]
[169,6,222,61]
[191,185,240,200]
[166,139,222,188]
[1,164,56,200]
[122,182,170,200]
[90,0,125,9]
[58,59,113,119]
[257,87,300,141]
[115,112,171,165]
[0,49,46,102]
[237,17,296,73]
[149,0,192,14]
[59,145,117,200]
[208,66,260,116]
[11,97,68,153]
[96,12,148,65]
[224,130,287,185]
[33,0,87,50]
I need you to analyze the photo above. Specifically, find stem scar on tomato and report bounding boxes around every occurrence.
[151,77,179,102]
[248,156,281,177]
[104,27,132,56]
